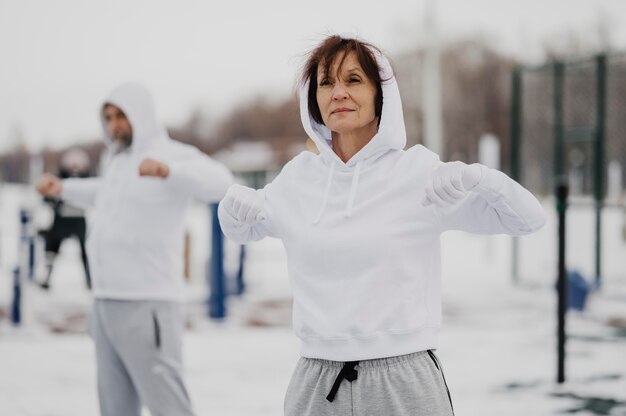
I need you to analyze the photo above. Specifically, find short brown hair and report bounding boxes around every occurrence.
[301,36,385,125]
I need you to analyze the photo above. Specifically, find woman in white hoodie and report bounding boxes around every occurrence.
[218,35,546,416]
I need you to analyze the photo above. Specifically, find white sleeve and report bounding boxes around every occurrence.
[217,154,305,244]
[60,177,102,209]
[436,165,547,235]
[166,149,234,203]
[217,188,277,244]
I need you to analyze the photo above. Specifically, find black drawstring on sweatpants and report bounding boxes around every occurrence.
[326,361,359,402]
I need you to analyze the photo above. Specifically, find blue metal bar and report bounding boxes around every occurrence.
[11,267,21,326]
[208,204,226,319]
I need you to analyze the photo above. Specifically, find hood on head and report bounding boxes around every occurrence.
[298,36,407,168]
[100,82,168,152]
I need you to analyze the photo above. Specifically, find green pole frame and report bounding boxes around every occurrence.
[554,62,565,180]
[510,67,523,284]
[594,54,607,288]
[553,60,567,383]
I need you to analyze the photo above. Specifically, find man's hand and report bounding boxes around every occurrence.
[422,162,483,207]
[220,184,266,223]
[36,174,62,198]
[139,158,170,178]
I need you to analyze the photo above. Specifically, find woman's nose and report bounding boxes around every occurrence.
[331,84,348,100]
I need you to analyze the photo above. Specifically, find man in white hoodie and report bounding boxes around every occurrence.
[218,35,546,415]
[37,82,233,416]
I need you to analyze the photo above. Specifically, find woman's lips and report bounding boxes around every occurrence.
[331,108,354,114]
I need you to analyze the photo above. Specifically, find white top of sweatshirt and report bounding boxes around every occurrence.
[61,82,233,301]
[218,43,547,361]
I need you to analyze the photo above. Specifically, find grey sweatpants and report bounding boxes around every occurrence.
[88,299,194,416]
[284,351,454,416]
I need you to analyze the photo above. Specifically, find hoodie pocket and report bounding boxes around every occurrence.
[427,350,454,414]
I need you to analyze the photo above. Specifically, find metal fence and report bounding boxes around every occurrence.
[510,53,626,286]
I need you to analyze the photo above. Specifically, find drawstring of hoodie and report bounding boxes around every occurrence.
[312,159,364,224]
[313,162,336,224]
[344,160,363,217]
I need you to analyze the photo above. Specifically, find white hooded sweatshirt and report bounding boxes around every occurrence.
[61,83,233,301]
[219,49,546,361]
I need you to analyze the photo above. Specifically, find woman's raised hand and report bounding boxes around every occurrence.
[422,162,483,207]
[220,184,266,223]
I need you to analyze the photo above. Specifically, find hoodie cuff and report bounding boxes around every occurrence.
[60,178,81,201]
[164,163,191,190]
[461,163,484,190]
[472,165,507,202]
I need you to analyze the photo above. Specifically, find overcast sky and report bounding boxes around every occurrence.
[1,0,625,152]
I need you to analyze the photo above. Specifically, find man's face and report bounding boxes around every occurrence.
[103,104,132,144]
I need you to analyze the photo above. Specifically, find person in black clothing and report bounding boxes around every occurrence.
[38,149,92,290]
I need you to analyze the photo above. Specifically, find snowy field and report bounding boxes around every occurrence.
[0,184,625,415]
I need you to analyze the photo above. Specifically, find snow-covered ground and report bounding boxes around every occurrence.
[0,184,625,415]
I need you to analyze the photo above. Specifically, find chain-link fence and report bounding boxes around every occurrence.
[512,53,626,200]
[606,54,626,199]
[511,53,626,286]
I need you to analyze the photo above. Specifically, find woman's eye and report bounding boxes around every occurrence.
[348,77,361,84]
[319,78,332,87]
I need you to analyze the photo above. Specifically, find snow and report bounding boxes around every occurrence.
[0,184,625,415]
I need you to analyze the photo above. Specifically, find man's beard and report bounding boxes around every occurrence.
[112,134,132,154]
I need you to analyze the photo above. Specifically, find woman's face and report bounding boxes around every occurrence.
[316,51,378,136]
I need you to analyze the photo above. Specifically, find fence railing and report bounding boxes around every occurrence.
[510,52,626,287]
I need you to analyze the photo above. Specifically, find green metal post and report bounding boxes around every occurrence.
[556,180,569,383]
[594,54,607,288]
[510,67,523,284]
[553,62,567,383]
[554,62,565,180]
